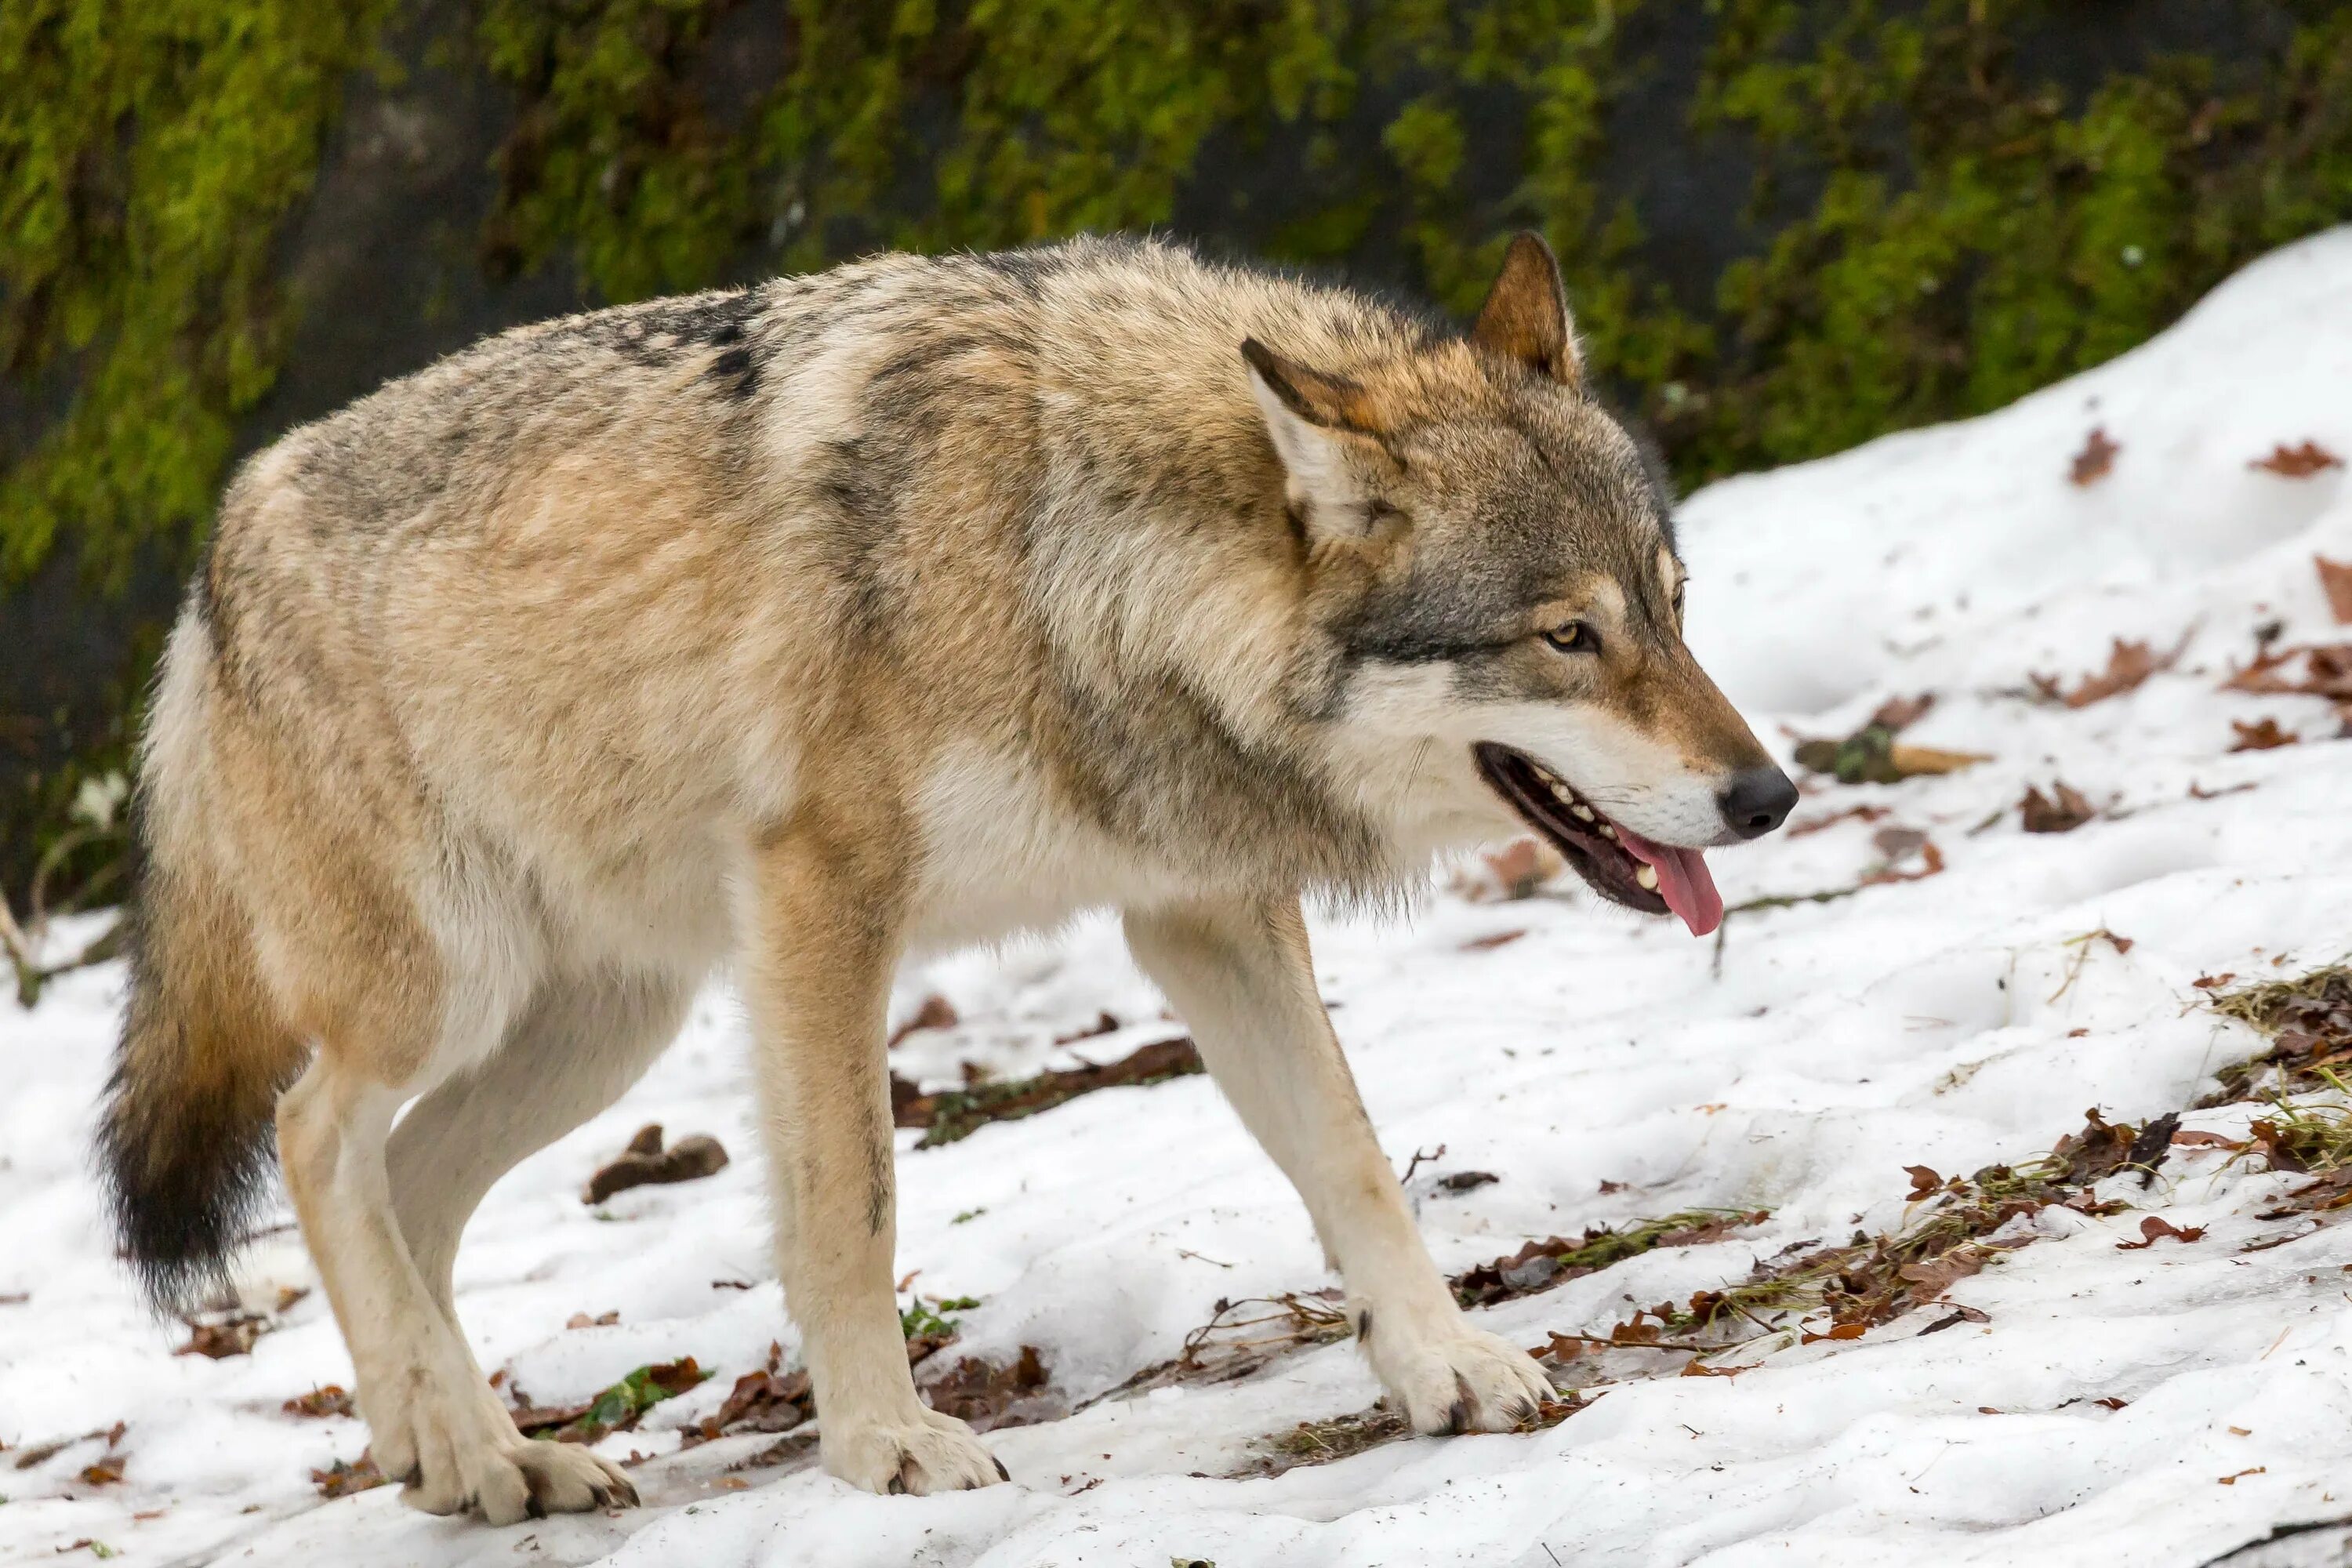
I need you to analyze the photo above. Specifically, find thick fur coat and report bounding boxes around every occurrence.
[100,234,1790,1520]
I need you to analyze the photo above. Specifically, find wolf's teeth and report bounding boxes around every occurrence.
[1571,804,1595,822]
[1599,823,1618,840]
[1635,863,1660,891]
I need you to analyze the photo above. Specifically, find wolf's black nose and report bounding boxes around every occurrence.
[1720,766,1798,839]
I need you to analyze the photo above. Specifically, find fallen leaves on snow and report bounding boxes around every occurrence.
[1452,1211,1771,1311]
[310,1454,388,1498]
[892,1036,1203,1148]
[2020,781,2098,833]
[2230,717,2300,752]
[281,1385,354,1419]
[2069,426,2121,485]
[2317,556,2352,623]
[887,993,959,1048]
[583,1123,730,1205]
[2249,441,2344,478]
[2116,1215,2205,1250]
[2031,634,2186,708]
[510,1359,710,1445]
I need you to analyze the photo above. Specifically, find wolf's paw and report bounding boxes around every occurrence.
[824,1406,1007,1496]
[1367,1320,1555,1435]
[369,1373,637,1526]
[401,1437,637,1525]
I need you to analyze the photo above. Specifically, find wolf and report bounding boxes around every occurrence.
[98,231,1794,1522]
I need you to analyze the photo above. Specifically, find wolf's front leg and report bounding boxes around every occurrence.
[740,823,1005,1495]
[1125,894,1554,1434]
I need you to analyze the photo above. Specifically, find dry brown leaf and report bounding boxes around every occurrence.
[921,1345,1063,1432]
[2020,781,2097,834]
[2229,717,2299,753]
[1800,1322,1867,1345]
[2251,441,2345,478]
[2031,635,2186,708]
[1461,929,1527,952]
[583,1127,729,1204]
[281,1385,354,1419]
[1786,804,1890,839]
[2069,426,2121,485]
[1860,840,1946,887]
[1903,1165,1944,1200]
[1916,1304,1991,1336]
[176,1313,269,1359]
[2117,1214,2205,1250]
[1883,744,1987,777]
[2317,557,2352,623]
[1896,1249,1990,1297]
[887,995,959,1049]
[2223,641,2352,700]
[1867,693,1936,732]
[688,1341,811,1444]
[311,1454,389,1498]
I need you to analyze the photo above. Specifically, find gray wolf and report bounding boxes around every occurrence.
[97,231,1793,1521]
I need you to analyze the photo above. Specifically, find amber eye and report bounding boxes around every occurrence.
[1541,621,1596,653]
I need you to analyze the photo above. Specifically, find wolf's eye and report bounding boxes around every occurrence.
[1542,621,1596,654]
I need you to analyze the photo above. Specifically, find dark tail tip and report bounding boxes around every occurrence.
[95,864,298,1315]
[97,1048,284,1314]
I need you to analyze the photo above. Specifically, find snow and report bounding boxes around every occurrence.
[7,227,2352,1568]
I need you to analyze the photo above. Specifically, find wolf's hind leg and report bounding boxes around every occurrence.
[740,823,1005,1497]
[281,1041,631,1524]
[1124,893,1555,1436]
[388,966,694,1320]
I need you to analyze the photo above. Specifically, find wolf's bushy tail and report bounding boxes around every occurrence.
[96,805,306,1312]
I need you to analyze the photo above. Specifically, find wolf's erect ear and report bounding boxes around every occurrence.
[1473,231,1580,387]
[1241,338,1382,535]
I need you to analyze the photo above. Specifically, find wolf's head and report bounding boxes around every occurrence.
[1250,235,1794,935]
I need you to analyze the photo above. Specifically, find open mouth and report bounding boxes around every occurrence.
[1471,742,1725,938]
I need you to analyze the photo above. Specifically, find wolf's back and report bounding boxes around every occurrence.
[96,608,307,1312]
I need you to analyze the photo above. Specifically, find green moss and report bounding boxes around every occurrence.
[0,0,396,591]
[1675,0,2352,480]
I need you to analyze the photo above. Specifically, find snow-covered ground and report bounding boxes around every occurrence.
[6,230,2352,1568]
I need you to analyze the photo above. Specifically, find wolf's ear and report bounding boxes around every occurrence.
[1473,231,1580,387]
[1241,338,1384,535]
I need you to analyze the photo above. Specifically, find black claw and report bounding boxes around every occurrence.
[887,1472,907,1496]
[993,1456,1011,1483]
[1355,1309,1373,1343]
[525,1494,547,1521]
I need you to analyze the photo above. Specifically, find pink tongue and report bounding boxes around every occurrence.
[1615,827,1723,938]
